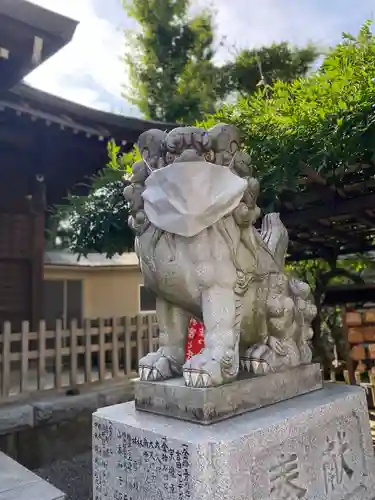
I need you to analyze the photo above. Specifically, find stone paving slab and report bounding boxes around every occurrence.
[0,451,65,500]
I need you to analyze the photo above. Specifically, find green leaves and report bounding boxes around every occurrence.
[200,23,375,210]
[286,255,370,294]
[49,143,138,257]
[53,21,375,262]
[122,2,319,123]
[220,42,319,98]
[122,0,219,123]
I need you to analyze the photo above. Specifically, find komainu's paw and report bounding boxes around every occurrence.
[240,343,273,375]
[240,338,300,375]
[183,350,237,388]
[139,348,183,381]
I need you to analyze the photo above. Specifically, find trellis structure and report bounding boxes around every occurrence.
[279,163,375,261]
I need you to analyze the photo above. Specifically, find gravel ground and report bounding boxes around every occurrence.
[36,451,92,500]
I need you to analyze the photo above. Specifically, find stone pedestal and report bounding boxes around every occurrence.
[135,363,322,424]
[93,383,375,500]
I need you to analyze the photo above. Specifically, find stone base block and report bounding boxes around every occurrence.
[93,384,375,500]
[135,363,322,424]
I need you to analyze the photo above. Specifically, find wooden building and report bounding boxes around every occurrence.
[0,1,172,329]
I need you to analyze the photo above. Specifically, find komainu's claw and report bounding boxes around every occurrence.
[183,350,237,388]
[183,369,212,388]
[138,349,183,381]
[240,339,300,375]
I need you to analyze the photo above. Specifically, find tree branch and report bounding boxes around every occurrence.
[322,268,365,286]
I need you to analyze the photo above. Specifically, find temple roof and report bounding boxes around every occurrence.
[44,250,139,268]
[0,3,176,207]
[2,83,175,144]
[0,83,176,207]
[0,0,77,91]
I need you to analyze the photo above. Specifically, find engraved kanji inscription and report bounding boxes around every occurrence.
[93,419,114,500]
[322,431,354,493]
[269,453,307,499]
[114,433,191,499]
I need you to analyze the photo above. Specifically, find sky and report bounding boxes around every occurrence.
[26,0,375,118]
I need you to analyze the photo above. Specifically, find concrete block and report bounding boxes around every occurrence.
[98,382,135,409]
[0,404,33,435]
[135,363,323,424]
[33,392,100,426]
[93,383,375,500]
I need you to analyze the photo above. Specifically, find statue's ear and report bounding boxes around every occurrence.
[137,129,167,162]
[208,123,241,154]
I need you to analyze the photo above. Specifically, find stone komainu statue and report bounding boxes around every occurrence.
[123,124,317,388]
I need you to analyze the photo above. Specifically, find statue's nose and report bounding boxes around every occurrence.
[175,149,203,162]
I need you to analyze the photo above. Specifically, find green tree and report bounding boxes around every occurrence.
[52,3,320,253]
[208,21,375,361]
[218,42,319,98]
[122,0,219,123]
[49,143,137,257]
[203,21,375,211]
[122,1,319,122]
[52,23,375,362]
[286,255,372,367]
[59,23,375,258]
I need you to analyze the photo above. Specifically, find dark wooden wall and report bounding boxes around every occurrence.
[0,168,44,331]
[0,112,101,331]
[0,106,137,330]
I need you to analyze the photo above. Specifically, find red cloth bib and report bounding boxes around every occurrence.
[185,318,205,360]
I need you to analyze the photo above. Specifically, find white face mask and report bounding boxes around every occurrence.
[141,159,247,237]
